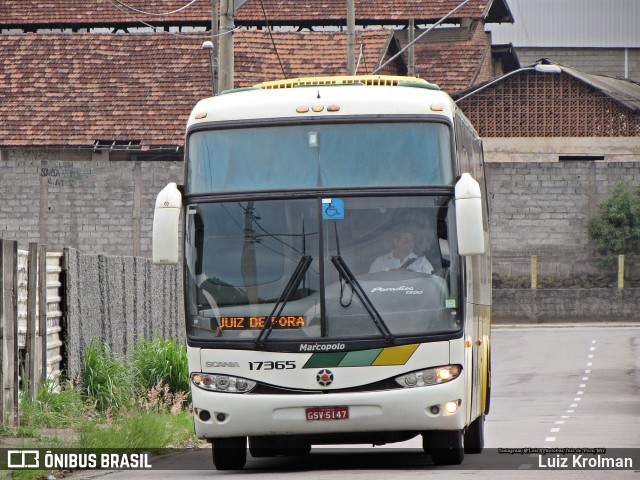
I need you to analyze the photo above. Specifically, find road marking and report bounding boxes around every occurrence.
[541,338,598,445]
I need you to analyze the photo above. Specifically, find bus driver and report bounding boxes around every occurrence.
[369,229,434,274]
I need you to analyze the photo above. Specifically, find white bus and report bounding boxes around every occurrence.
[153,75,491,470]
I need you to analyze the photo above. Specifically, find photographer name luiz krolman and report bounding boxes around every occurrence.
[499,448,635,469]
[6,450,152,470]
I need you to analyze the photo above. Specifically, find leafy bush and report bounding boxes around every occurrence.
[587,181,640,262]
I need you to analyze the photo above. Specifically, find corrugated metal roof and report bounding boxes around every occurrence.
[455,60,640,113]
[560,65,640,113]
[487,0,640,48]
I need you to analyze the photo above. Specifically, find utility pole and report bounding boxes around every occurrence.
[218,0,235,92]
[211,0,219,95]
[407,19,415,77]
[346,0,356,75]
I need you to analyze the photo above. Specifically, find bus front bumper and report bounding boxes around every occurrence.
[191,377,466,439]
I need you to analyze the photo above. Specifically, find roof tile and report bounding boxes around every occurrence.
[1,0,505,27]
[0,30,401,148]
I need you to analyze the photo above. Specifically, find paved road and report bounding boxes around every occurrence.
[71,325,640,479]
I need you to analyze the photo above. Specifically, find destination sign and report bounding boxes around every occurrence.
[219,316,305,330]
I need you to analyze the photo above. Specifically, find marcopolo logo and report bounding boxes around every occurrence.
[299,343,346,352]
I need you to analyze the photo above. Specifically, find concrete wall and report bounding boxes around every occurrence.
[487,160,640,275]
[0,150,183,257]
[64,247,183,381]
[493,288,640,323]
[2,141,639,273]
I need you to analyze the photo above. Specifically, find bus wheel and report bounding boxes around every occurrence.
[464,415,485,454]
[212,437,247,470]
[423,430,464,465]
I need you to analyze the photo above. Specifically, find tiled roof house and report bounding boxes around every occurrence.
[1,0,513,31]
[0,0,517,150]
[0,30,403,151]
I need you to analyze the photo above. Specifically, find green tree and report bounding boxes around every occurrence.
[587,181,640,261]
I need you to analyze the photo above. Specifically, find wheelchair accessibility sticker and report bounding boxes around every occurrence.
[322,198,344,220]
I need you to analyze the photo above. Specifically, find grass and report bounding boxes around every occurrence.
[133,337,190,398]
[3,337,198,480]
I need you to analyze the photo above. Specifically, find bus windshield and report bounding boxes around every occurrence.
[184,196,461,343]
[187,122,452,193]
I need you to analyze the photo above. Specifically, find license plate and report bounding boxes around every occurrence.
[306,406,349,421]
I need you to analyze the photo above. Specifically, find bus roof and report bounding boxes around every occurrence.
[187,75,456,128]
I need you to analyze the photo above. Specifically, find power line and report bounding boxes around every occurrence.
[258,0,287,78]
[107,0,240,39]
[110,0,200,17]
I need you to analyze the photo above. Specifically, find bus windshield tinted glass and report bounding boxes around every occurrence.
[184,196,461,342]
[187,123,452,193]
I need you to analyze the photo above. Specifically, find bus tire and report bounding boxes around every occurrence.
[423,430,465,465]
[212,437,247,470]
[464,415,485,454]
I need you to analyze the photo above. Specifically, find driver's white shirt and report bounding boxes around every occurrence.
[369,252,434,274]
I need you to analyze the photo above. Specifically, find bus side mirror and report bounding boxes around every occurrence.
[153,182,182,264]
[455,173,485,256]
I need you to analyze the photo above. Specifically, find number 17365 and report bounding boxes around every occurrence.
[248,361,296,370]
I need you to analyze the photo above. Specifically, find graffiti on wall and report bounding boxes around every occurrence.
[38,163,92,187]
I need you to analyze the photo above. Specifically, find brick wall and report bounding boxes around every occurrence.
[2,150,640,278]
[493,288,640,323]
[486,161,640,276]
[0,150,183,257]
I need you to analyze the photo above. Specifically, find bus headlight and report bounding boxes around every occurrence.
[394,365,461,388]
[191,373,257,393]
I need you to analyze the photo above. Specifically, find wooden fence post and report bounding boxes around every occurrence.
[618,254,625,290]
[531,255,538,290]
[26,242,39,398]
[0,239,19,425]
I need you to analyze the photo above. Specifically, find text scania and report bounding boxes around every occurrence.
[371,286,423,295]
[299,343,346,352]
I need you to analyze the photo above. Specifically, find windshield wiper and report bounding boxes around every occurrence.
[255,255,313,349]
[331,255,395,343]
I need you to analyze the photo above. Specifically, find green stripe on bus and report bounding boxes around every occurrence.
[338,349,383,367]
[302,352,347,368]
[303,345,419,368]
